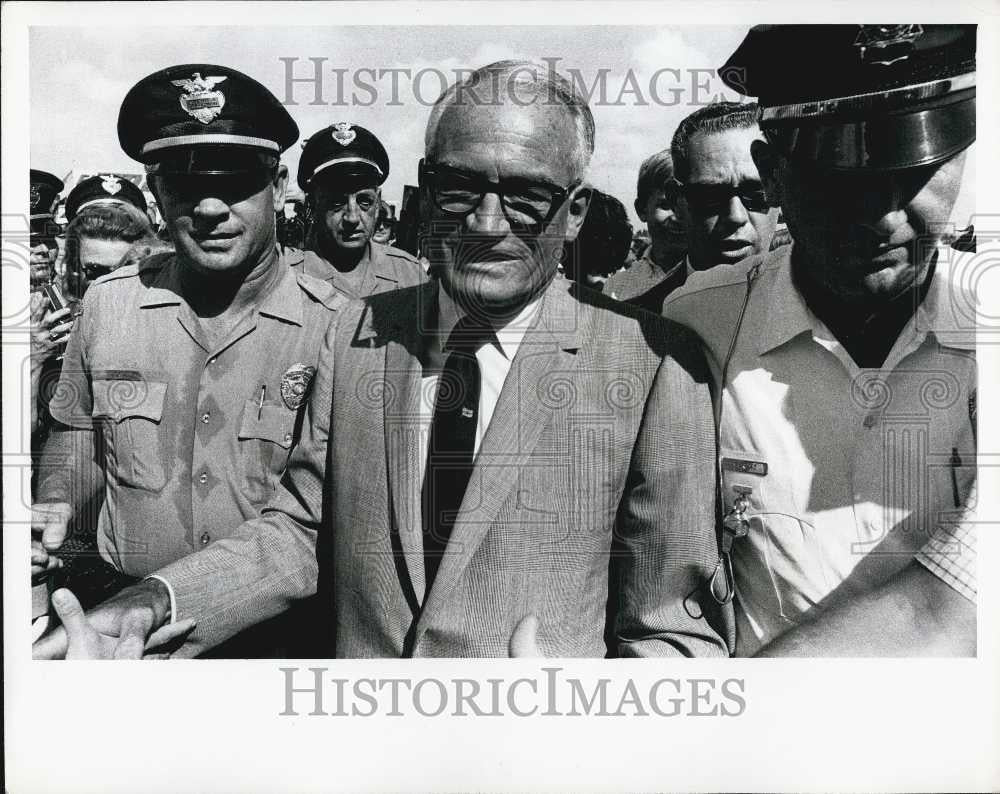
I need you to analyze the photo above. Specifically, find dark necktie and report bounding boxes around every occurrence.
[421,315,493,592]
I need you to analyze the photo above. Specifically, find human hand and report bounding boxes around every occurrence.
[32,580,189,660]
[30,292,74,364]
[31,502,72,584]
[508,614,544,658]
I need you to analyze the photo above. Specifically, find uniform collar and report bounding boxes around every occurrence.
[305,241,399,283]
[758,243,977,356]
[139,248,303,326]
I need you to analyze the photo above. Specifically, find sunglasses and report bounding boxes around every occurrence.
[672,179,770,214]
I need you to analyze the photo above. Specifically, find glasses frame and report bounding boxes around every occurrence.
[669,177,771,215]
[421,160,579,229]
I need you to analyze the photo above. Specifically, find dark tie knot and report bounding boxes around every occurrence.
[444,314,496,354]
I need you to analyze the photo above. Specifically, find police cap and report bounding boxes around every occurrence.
[118,64,299,174]
[720,25,976,171]
[297,123,389,192]
[65,174,149,221]
[30,169,64,220]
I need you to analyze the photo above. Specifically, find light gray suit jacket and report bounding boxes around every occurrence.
[161,276,731,657]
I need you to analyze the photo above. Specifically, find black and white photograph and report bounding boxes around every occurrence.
[4,2,999,791]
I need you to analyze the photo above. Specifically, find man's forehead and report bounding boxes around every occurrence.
[432,99,579,179]
[687,127,761,184]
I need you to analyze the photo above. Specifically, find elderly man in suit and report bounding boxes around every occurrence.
[36,61,729,659]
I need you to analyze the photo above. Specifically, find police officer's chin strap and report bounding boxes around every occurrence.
[709,261,762,605]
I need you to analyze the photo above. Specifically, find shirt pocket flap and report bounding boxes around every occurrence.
[92,379,167,423]
[238,400,296,449]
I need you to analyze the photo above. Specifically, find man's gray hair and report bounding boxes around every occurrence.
[424,60,596,179]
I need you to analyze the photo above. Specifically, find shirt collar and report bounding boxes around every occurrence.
[758,243,977,356]
[436,283,541,361]
[758,245,817,355]
[139,247,303,326]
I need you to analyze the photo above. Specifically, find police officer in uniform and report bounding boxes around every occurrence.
[664,25,978,656]
[32,64,345,657]
[29,169,64,290]
[64,174,151,223]
[292,122,426,299]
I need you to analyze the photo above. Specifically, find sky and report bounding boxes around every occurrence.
[29,25,754,227]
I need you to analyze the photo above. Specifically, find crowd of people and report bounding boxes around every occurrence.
[29,23,978,659]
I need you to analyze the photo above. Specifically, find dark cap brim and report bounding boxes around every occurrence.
[146,146,279,175]
[764,92,975,171]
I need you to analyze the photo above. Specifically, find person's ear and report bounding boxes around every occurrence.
[634,197,648,223]
[563,185,593,243]
[147,174,163,208]
[272,164,289,213]
[751,139,782,209]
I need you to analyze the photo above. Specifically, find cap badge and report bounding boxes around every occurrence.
[100,175,122,195]
[280,363,317,410]
[30,184,41,206]
[854,25,923,67]
[331,122,356,147]
[170,72,228,124]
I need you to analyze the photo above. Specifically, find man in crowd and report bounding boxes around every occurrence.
[605,149,686,306]
[292,122,425,299]
[32,64,345,657]
[670,101,778,277]
[36,60,730,660]
[663,24,978,656]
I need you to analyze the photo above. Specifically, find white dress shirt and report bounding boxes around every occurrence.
[418,285,541,483]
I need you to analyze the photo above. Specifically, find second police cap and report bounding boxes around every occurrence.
[720,25,976,171]
[30,169,64,220]
[65,175,148,221]
[297,123,389,191]
[118,64,299,174]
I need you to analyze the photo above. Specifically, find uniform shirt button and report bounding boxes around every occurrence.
[284,433,293,443]
[198,472,208,484]
[863,413,878,428]
[201,412,211,423]
[208,357,217,365]
[200,532,210,546]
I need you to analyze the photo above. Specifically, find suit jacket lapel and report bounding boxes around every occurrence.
[381,281,437,608]
[416,277,585,635]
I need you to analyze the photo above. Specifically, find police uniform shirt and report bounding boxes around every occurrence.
[49,249,345,576]
[663,243,977,655]
[289,240,427,301]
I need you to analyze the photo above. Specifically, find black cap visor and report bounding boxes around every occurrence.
[146,146,278,175]
[763,91,975,171]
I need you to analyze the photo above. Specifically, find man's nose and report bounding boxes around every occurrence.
[467,191,511,236]
[723,194,750,226]
[192,196,231,223]
[857,182,907,235]
[342,196,362,224]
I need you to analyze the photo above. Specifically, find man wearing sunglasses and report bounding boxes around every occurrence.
[664,25,978,656]
[670,101,778,275]
[37,60,730,660]
[32,64,345,658]
[292,122,425,300]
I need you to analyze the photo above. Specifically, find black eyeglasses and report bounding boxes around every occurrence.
[671,178,770,214]
[421,161,578,228]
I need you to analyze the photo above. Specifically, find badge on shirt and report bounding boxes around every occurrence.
[721,457,768,477]
[280,363,316,410]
